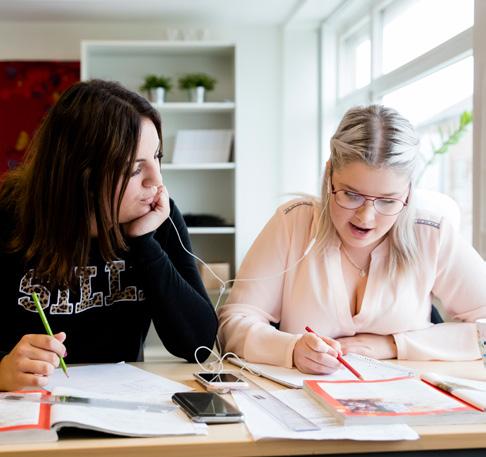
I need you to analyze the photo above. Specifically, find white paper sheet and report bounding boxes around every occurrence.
[232,389,419,441]
[46,363,190,401]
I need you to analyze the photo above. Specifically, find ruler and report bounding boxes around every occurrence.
[239,377,320,432]
[0,392,176,414]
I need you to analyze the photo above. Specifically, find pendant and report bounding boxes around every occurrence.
[359,269,366,278]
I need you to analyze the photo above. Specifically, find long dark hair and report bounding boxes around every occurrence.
[0,79,162,289]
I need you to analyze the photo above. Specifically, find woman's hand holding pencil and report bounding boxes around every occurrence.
[0,293,67,391]
[304,327,364,380]
[292,328,343,375]
[0,332,67,391]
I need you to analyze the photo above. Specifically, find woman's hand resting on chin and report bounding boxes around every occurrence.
[123,185,170,237]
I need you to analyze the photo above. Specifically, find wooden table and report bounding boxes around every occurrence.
[2,360,486,457]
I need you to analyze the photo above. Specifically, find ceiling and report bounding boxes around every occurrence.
[0,0,342,25]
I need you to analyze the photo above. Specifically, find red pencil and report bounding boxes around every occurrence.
[304,326,364,381]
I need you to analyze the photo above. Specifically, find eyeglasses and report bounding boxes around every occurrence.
[331,182,408,216]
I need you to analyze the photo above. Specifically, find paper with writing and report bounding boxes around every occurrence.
[46,363,190,401]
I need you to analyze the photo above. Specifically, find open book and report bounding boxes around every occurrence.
[0,388,206,443]
[0,363,204,444]
[228,354,416,388]
[303,376,486,426]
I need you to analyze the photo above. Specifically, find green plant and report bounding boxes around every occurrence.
[418,110,473,182]
[139,74,172,92]
[178,73,216,91]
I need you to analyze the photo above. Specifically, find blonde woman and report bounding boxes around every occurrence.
[218,105,486,374]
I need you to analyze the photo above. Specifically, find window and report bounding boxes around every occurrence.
[382,0,474,74]
[381,57,473,126]
[321,0,474,240]
[338,22,371,96]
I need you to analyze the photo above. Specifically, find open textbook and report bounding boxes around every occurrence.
[303,376,486,426]
[228,354,416,388]
[0,363,204,444]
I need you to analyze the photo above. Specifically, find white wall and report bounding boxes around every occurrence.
[280,26,320,201]
[232,27,281,265]
[0,20,281,266]
[473,2,486,257]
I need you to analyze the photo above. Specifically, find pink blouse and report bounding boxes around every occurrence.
[218,199,486,367]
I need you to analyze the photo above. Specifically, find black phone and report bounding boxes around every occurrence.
[172,392,244,423]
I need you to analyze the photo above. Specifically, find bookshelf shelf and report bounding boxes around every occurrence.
[162,162,235,171]
[153,102,235,112]
[188,227,235,235]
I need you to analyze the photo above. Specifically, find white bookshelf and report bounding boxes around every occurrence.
[81,40,236,361]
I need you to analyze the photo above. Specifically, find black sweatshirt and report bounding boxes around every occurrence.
[0,199,218,364]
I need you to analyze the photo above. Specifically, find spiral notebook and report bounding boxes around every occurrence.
[228,354,416,388]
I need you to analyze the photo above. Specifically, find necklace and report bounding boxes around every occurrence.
[341,246,369,278]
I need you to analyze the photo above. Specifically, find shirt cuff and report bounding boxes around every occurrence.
[284,334,301,368]
[242,329,301,368]
[392,333,407,360]
[126,231,163,263]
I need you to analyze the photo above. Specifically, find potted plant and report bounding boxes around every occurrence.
[178,73,216,103]
[140,74,172,104]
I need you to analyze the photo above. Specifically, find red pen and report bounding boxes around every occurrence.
[304,326,364,381]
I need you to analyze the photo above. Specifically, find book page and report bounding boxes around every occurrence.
[50,388,206,437]
[0,393,42,428]
[229,354,415,388]
[232,389,418,441]
[46,363,190,401]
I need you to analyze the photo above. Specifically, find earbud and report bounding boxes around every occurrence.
[304,238,316,256]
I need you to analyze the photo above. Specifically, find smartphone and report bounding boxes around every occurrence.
[193,371,249,393]
[172,392,244,423]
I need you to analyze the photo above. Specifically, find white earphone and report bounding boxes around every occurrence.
[166,202,324,372]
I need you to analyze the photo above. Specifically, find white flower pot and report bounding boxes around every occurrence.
[189,86,205,103]
[149,87,166,104]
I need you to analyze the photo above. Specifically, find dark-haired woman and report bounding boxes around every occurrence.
[0,80,217,391]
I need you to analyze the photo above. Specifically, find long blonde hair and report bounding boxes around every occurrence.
[317,105,420,279]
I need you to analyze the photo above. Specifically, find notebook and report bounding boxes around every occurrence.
[303,376,486,426]
[228,354,416,388]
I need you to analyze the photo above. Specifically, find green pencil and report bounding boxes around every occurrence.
[32,292,69,378]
